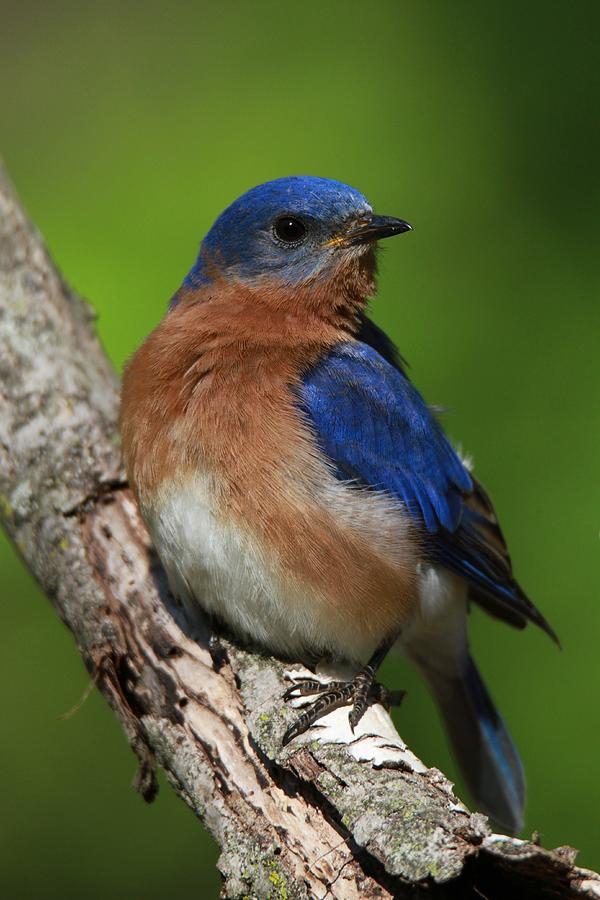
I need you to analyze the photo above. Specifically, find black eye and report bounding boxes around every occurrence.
[273,216,307,244]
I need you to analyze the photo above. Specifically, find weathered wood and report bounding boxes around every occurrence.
[1,160,598,898]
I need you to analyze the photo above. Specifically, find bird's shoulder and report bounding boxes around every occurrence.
[298,327,473,533]
[298,321,557,641]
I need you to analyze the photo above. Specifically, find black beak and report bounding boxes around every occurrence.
[345,214,412,246]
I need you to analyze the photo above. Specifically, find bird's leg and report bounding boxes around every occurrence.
[282,636,403,745]
[346,637,400,729]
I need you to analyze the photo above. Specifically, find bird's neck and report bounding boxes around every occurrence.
[172,250,377,334]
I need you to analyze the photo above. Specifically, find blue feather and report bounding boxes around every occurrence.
[419,652,525,833]
[298,338,557,641]
[299,341,472,534]
[184,176,372,287]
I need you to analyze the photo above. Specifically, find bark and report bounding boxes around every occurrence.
[0,160,598,899]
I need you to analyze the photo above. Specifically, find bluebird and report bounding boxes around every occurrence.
[120,176,556,834]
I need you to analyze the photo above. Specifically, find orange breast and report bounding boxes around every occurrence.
[121,280,420,655]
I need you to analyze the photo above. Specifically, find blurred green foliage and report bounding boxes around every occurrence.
[1,1,599,895]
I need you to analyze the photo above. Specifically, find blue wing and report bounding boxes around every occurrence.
[299,338,556,640]
[301,340,471,533]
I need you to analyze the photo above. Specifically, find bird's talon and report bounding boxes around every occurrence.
[282,667,404,744]
[282,678,346,701]
[282,723,299,746]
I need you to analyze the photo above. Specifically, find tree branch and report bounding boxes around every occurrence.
[0,161,597,899]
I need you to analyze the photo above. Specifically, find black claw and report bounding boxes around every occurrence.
[348,703,365,732]
[281,639,404,745]
[282,680,320,701]
[282,721,303,746]
[282,679,346,701]
[282,677,406,745]
[283,683,356,744]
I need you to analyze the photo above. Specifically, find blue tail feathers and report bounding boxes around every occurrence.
[423,653,525,834]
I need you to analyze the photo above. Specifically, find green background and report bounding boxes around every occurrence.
[1,1,599,895]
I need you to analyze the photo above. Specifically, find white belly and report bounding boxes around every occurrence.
[146,473,468,668]
[145,473,383,661]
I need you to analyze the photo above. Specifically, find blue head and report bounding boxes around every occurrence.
[183,176,411,289]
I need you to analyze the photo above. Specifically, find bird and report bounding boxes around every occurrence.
[120,175,557,835]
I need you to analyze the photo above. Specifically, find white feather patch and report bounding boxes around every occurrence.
[145,472,394,661]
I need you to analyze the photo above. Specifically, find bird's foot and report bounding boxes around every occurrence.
[282,670,405,746]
